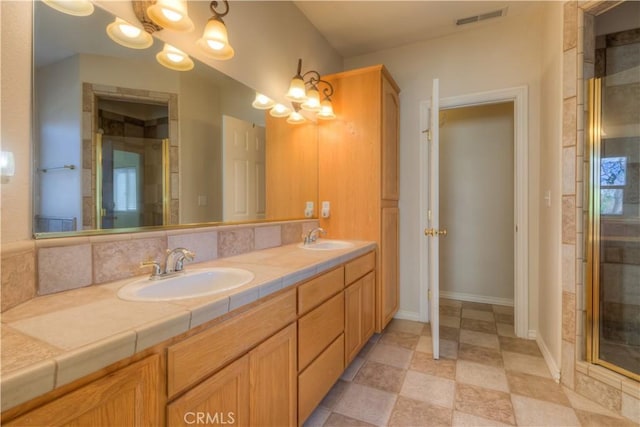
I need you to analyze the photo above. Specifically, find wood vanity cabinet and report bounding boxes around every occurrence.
[318,65,400,332]
[344,253,376,364]
[5,355,162,427]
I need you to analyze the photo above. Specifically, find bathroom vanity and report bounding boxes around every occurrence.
[1,242,376,426]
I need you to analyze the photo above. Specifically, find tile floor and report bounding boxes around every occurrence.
[304,299,637,427]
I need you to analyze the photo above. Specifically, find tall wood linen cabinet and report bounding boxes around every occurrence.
[318,65,400,332]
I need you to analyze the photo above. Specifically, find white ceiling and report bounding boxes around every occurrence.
[293,1,540,58]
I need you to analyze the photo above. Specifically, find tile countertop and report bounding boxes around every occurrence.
[0,240,376,412]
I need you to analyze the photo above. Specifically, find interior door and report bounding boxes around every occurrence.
[426,78,442,359]
[222,115,266,222]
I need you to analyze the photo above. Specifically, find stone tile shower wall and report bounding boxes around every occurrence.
[562,1,639,422]
[0,220,319,312]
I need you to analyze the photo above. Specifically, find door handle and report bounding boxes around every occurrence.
[424,228,448,237]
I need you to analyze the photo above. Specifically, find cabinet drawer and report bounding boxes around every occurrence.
[298,334,344,426]
[298,266,344,315]
[167,289,296,397]
[298,292,344,371]
[345,251,375,284]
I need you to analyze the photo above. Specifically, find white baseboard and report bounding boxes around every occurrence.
[528,330,537,340]
[394,310,422,322]
[440,291,514,307]
[536,335,561,382]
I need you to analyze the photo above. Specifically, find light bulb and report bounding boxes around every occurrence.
[119,22,141,38]
[156,43,194,71]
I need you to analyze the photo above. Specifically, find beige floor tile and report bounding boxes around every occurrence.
[458,343,503,367]
[492,304,514,315]
[440,339,459,360]
[440,325,460,341]
[320,379,349,410]
[460,318,497,334]
[354,360,406,393]
[303,406,331,427]
[563,386,624,418]
[358,339,377,359]
[454,383,516,425]
[368,343,413,369]
[379,330,419,350]
[333,383,397,426]
[461,301,493,312]
[461,308,495,322]
[416,335,433,354]
[410,351,456,380]
[440,315,461,328]
[574,409,638,427]
[324,412,377,427]
[388,396,453,427]
[385,319,425,335]
[455,360,509,392]
[422,323,433,336]
[441,298,463,308]
[511,395,580,426]
[495,312,514,324]
[452,410,512,426]
[507,371,571,406]
[496,322,516,338]
[341,356,366,381]
[400,370,456,409]
[498,336,542,357]
[441,305,462,317]
[502,351,551,378]
[459,329,500,350]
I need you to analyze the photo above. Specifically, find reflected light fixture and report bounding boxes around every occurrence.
[42,0,94,16]
[107,17,153,49]
[317,98,336,120]
[287,110,306,125]
[252,93,276,110]
[270,104,292,118]
[1,151,15,177]
[146,0,194,32]
[197,1,235,60]
[156,43,194,71]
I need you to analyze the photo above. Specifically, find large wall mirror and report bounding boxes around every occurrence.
[33,1,318,237]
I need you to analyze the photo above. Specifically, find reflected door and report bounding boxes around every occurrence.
[588,73,640,380]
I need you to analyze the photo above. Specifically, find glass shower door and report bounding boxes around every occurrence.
[587,68,640,380]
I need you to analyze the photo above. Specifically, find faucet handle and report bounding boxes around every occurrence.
[140,260,161,277]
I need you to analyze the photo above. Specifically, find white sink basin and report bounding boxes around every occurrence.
[117,268,255,302]
[298,239,355,251]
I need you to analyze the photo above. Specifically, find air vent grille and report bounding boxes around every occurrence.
[456,8,507,26]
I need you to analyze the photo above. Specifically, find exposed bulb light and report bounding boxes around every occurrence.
[197,1,234,60]
[301,86,321,112]
[270,104,292,118]
[42,0,94,16]
[147,0,194,32]
[287,111,306,125]
[107,17,153,49]
[317,99,336,120]
[156,43,194,71]
[252,93,276,110]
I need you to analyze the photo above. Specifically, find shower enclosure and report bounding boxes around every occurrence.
[586,68,639,380]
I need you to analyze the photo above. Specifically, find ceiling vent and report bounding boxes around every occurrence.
[456,8,507,26]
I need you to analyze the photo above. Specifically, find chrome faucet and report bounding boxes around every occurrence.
[140,247,195,280]
[302,227,326,245]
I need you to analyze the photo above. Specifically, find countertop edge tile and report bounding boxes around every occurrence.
[135,311,191,352]
[55,330,137,388]
[258,278,284,298]
[189,297,230,329]
[0,359,56,412]
[229,287,260,311]
[282,266,319,288]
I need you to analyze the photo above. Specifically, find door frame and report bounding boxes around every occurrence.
[419,85,529,338]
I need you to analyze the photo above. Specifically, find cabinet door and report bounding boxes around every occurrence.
[381,206,400,329]
[344,280,363,364]
[7,355,161,427]
[250,323,297,427]
[167,355,249,427]
[381,75,400,201]
[361,271,376,342]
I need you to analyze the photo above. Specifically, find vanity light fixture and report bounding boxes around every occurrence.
[42,0,94,16]
[146,0,194,32]
[269,104,292,118]
[283,58,336,122]
[106,17,154,49]
[252,93,276,110]
[287,110,306,125]
[156,43,194,71]
[197,1,235,60]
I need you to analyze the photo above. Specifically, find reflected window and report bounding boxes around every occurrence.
[114,167,138,212]
[600,157,626,215]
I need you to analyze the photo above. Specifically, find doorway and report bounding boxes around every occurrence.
[439,102,515,305]
[419,86,529,338]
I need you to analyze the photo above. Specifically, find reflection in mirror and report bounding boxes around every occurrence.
[33,1,318,237]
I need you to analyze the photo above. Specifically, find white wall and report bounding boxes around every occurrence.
[440,103,514,302]
[537,0,564,379]
[344,8,545,330]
